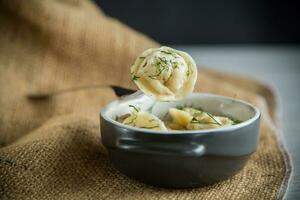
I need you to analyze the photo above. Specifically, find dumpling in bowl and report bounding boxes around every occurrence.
[130,46,197,101]
[121,106,167,131]
[166,107,235,130]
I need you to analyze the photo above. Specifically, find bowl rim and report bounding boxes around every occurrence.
[100,92,261,135]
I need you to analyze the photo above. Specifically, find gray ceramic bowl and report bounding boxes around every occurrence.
[100,93,260,188]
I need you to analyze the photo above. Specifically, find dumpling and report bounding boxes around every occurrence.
[122,110,167,131]
[168,108,193,127]
[186,112,233,130]
[130,46,197,101]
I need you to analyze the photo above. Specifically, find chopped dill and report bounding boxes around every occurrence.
[161,50,179,58]
[158,57,168,65]
[175,104,192,110]
[131,72,140,81]
[232,118,242,125]
[205,112,222,126]
[161,50,172,55]
[186,62,193,76]
[190,117,219,125]
[176,105,184,110]
[142,61,147,68]
[148,73,160,79]
[172,61,179,69]
[129,105,140,112]
[148,63,168,79]
[140,125,159,129]
[149,57,171,79]
[196,106,203,111]
[190,117,199,123]
[131,74,140,81]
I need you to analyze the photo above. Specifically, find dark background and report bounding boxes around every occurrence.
[94,0,300,45]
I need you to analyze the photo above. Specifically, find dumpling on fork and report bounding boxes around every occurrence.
[130,46,197,101]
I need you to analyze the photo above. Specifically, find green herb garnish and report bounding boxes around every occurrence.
[161,50,179,58]
[142,61,147,68]
[176,105,184,110]
[205,112,222,126]
[190,117,200,123]
[172,61,179,69]
[140,125,159,129]
[148,73,161,79]
[129,105,140,112]
[131,72,140,81]
[161,50,172,55]
[148,66,165,79]
[190,117,219,125]
[186,62,193,76]
[158,57,168,65]
[131,75,139,81]
[148,57,171,79]
[232,118,242,125]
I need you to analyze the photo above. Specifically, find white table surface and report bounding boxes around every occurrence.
[174,45,300,199]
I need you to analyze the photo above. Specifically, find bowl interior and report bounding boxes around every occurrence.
[102,93,258,126]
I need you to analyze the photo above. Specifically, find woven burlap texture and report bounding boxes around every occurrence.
[0,0,290,199]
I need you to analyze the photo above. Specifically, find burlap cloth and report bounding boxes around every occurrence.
[0,0,291,199]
